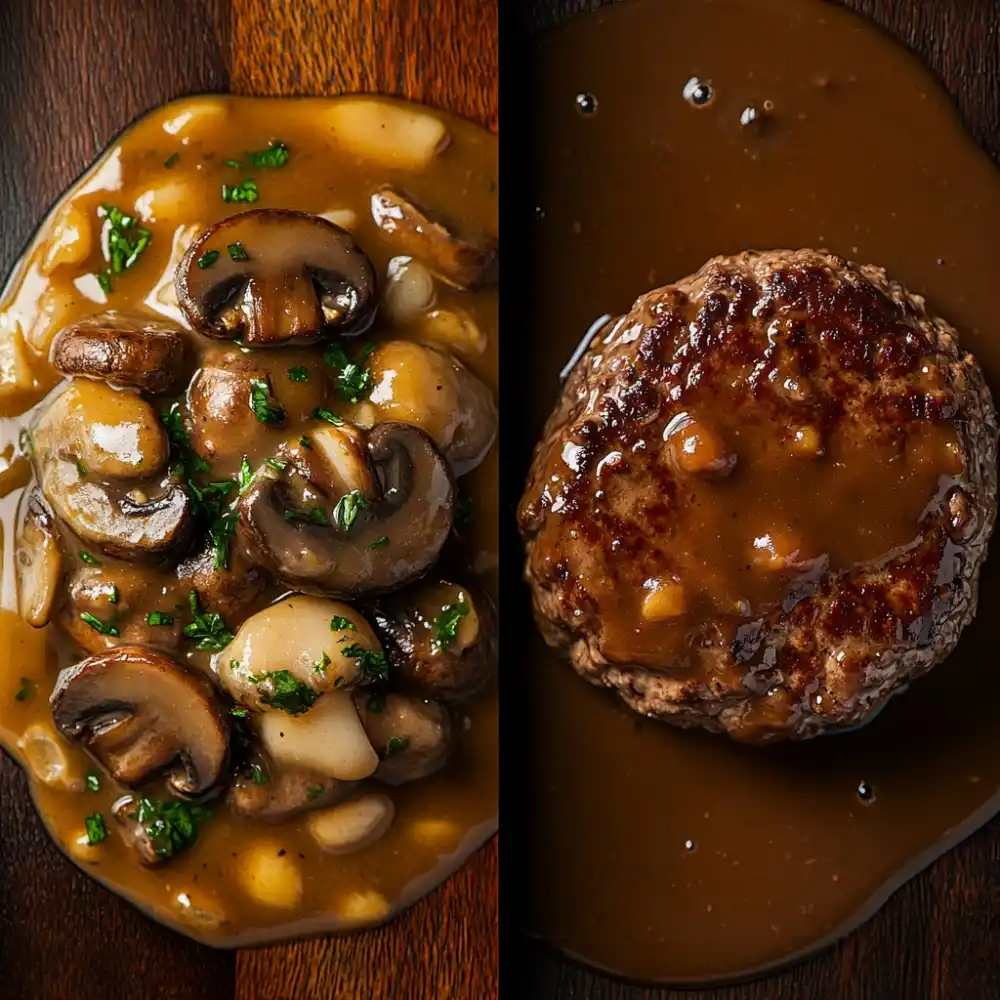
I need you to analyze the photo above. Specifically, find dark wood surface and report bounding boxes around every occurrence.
[515,0,1000,998]
[0,2,497,999]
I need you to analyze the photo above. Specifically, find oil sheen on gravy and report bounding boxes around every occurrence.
[523,0,1000,983]
[0,94,497,945]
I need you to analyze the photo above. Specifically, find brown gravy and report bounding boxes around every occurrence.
[0,94,497,945]
[522,0,1000,983]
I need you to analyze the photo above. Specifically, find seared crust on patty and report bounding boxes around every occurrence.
[518,250,998,742]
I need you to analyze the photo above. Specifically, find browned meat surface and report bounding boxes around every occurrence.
[519,250,998,742]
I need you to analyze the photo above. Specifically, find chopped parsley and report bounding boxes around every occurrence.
[332,490,366,532]
[330,616,356,632]
[227,242,249,261]
[306,784,325,801]
[146,611,174,627]
[132,797,211,860]
[183,591,233,651]
[18,428,33,456]
[79,551,100,566]
[311,407,344,426]
[287,366,308,382]
[385,736,409,758]
[107,585,119,605]
[197,250,220,269]
[433,602,470,652]
[75,457,87,477]
[84,812,108,845]
[210,509,238,570]
[250,762,268,785]
[246,140,290,169]
[164,152,180,168]
[313,652,331,674]
[14,677,34,702]
[231,705,249,719]
[224,158,242,168]
[81,612,119,637]
[342,644,388,682]
[249,378,285,424]
[94,203,152,293]
[222,178,260,203]
[283,506,330,526]
[249,669,318,715]
[266,458,288,472]
[323,342,375,404]
[85,771,100,793]
[238,455,254,492]
[368,535,389,550]
[299,435,313,449]
[161,402,211,478]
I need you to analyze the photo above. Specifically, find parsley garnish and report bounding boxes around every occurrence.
[283,506,330,526]
[210,509,238,570]
[75,457,87,477]
[306,784,325,801]
[385,736,409,758]
[133,797,211,859]
[299,435,313,449]
[311,407,344,426]
[231,705,249,719]
[85,771,100,793]
[107,585,119,605]
[197,250,220,269]
[15,677,34,702]
[238,455,254,492]
[250,762,268,785]
[433,602,470,652]
[246,140,290,168]
[342,644,388,682]
[183,591,233,651]
[323,342,375,404]
[330,616,356,632]
[164,152,180,168]
[287,366,308,382]
[94,204,152,293]
[249,670,318,715]
[84,812,108,845]
[332,490,366,531]
[227,242,249,261]
[368,535,389,550]
[224,158,242,168]
[266,458,288,472]
[313,652,331,674]
[146,611,174,626]
[81,612,119,637]
[161,402,211,478]
[222,179,260,203]
[18,428,33,456]
[79,552,100,565]
[249,378,285,424]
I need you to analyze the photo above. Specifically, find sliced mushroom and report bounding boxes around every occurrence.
[16,489,63,627]
[370,187,496,290]
[240,421,455,598]
[175,210,377,346]
[353,691,451,785]
[58,562,182,655]
[51,646,229,795]
[367,580,496,701]
[356,340,496,476]
[33,381,192,560]
[257,689,379,781]
[176,534,268,623]
[113,794,162,866]
[50,312,189,393]
[218,595,382,710]
[230,753,356,823]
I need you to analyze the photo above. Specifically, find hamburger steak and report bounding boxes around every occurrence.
[518,250,998,743]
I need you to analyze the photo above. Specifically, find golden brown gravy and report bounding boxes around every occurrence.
[0,94,497,945]
[523,0,1000,983]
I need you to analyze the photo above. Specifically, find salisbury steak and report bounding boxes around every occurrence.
[518,249,998,743]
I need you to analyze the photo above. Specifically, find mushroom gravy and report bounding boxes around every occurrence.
[0,94,497,945]
[521,0,1000,984]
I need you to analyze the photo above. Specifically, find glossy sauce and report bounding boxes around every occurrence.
[523,0,1000,983]
[0,94,497,945]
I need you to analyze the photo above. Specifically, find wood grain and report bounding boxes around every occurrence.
[0,2,497,999]
[514,0,1000,997]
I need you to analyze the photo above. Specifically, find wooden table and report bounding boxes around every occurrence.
[515,0,1000,997]
[0,2,497,999]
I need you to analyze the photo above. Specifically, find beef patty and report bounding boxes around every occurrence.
[518,250,998,743]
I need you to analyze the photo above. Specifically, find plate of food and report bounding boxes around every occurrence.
[0,2,497,997]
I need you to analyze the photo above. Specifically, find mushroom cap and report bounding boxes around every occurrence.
[175,210,377,346]
[240,421,455,598]
[50,646,230,796]
[50,311,189,394]
[367,580,497,701]
[16,489,63,628]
